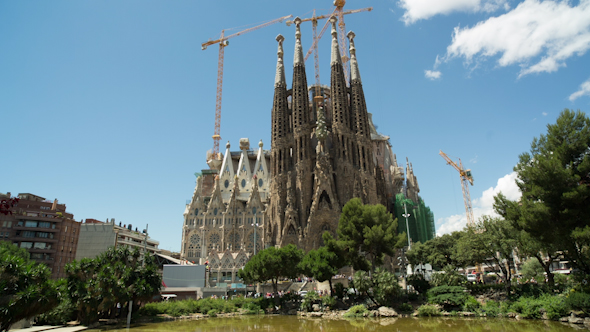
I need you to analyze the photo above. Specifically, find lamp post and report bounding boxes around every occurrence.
[402,202,412,250]
[252,209,258,256]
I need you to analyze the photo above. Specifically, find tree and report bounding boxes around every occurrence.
[298,246,342,297]
[406,231,468,270]
[458,216,518,289]
[494,109,590,275]
[239,244,303,294]
[330,198,405,272]
[0,241,59,331]
[0,196,19,215]
[66,246,161,325]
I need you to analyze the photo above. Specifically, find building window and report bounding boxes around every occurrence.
[20,242,33,249]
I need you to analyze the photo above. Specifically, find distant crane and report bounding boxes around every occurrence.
[439,150,475,226]
[201,14,293,158]
[286,5,372,99]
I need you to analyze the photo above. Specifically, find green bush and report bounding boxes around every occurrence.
[480,300,503,317]
[373,268,402,307]
[322,296,336,308]
[242,302,263,315]
[417,304,441,317]
[566,292,590,314]
[408,274,431,294]
[207,309,218,317]
[301,291,321,312]
[463,296,481,313]
[344,304,368,318]
[398,302,413,313]
[36,296,77,325]
[427,286,467,310]
[510,294,568,320]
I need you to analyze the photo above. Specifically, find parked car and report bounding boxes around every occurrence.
[467,274,477,282]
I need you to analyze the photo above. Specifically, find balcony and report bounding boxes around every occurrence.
[13,225,61,233]
[15,214,65,222]
[11,236,58,243]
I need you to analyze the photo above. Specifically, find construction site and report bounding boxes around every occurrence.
[180,1,438,283]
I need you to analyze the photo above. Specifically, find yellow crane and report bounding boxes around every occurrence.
[201,14,292,158]
[439,150,475,226]
[286,5,371,98]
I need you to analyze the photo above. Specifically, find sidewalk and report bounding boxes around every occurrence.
[10,326,87,332]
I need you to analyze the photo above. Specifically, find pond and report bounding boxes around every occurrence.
[88,315,589,332]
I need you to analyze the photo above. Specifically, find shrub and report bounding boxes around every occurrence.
[373,268,402,307]
[566,292,590,314]
[301,291,321,312]
[322,296,336,308]
[417,304,441,317]
[398,302,413,313]
[427,286,467,310]
[408,274,431,294]
[463,296,481,313]
[36,295,77,325]
[242,302,263,315]
[344,304,368,318]
[481,300,500,317]
[510,294,568,320]
[207,309,218,317]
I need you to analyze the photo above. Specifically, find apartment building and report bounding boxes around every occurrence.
[0,192,81,279]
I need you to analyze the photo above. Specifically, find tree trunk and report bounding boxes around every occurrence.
[328,278,333,297]
[536,255,554,287]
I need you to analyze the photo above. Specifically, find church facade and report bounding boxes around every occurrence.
[180,18,432,283]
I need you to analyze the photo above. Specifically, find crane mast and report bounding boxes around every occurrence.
[439,150,475,226]
[201,14,293,159]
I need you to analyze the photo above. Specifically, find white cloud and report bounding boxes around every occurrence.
[542,112,548,116]
[443,0,590,77]
[569,77,590,101]
[399,0,509,25]
[436,172,520,236]
[425,70,442,80]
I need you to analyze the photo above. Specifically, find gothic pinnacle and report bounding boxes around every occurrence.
[275,34,286,87]
[347,31,361,83]
[330,17,342,66]
[293,17,304,66]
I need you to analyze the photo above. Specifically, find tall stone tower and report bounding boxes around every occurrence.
[268,18,383,251]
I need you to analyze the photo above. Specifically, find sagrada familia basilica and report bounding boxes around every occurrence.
[180,18,433,283]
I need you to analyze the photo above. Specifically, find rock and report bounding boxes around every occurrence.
[560,317,569,322]
[378,306,399,317]
[569,317,585,324]
[506,312,517,318]
[312,304,321,312]
[309,312,323,317]
[288,309,298,315]
[461,312,475,317]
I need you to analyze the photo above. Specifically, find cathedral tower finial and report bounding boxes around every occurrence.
[294,17,304,66]
[275,34,286,87]
[347,31,361,83]
[330,17,342,65]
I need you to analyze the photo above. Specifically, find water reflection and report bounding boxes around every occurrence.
[88,316,588,332]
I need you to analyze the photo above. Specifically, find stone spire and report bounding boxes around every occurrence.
[293,17,304,66]
[347,31,361,84]
[291,17,311,148]
[330,17,342,66]
[347,30,370,140]
[329,16,350,133]
[275,34,286,87]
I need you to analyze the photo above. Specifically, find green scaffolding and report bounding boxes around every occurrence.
[393,193,436,245]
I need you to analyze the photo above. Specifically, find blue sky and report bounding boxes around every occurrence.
[2,0,589,252]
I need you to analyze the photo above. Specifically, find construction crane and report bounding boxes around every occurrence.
[201,14,292,158]
[439,150,475,226]
[286,6,371,100]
